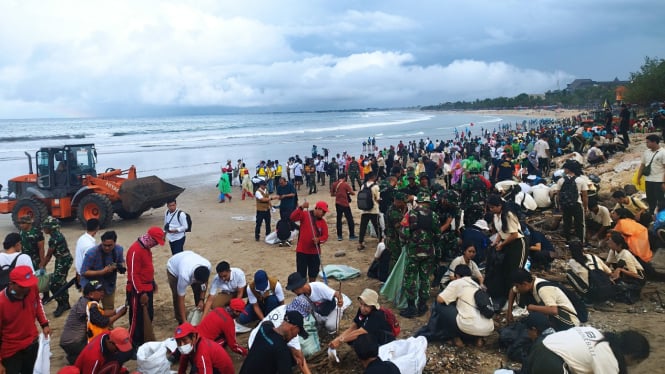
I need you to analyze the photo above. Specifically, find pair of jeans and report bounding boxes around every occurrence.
[359,213,381,243]
[169,236,185,255]
[335,204,355,238]
[255,210,271,239]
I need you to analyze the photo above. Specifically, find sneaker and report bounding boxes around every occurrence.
[338,236,343,241]
[349,236,358,241]
[357,244,366,251]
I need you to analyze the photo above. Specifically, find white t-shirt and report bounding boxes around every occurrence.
[641,147,665,182]
[246,281,285,304]
[166,251,212,296]
[534,139,550,158]
[589,205,612,226]
[75,232,96,274]
[555,174,589,204]
[305,282,336,302]
[530,184,552,208]
[209,267,246,295]
[0,252,34,271]
[447,256,482,281]
[439,277,494,337]
[542,327,618,374]
[606,249,645,274]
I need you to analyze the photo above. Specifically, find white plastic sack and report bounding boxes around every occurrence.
[378,336,428,374]
[137,340,172,374]
[33,334,51,374]
[187,308,202,326]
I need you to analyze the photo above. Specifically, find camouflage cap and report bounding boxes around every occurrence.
[42,216,60,230]
[416,192,431,203]
[19,215,33,224]
[393,191,407,202]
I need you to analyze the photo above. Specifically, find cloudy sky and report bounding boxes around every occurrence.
[0,0,663,118]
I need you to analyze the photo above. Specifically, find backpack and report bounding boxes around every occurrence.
[474,288,496,319]
[585,256,616,302]
[381,307,401,337]
[0,255,21,290]
[558,175,579,208]
[357,182,376,211]
[276,218,292,241]
[180,211,192,232]
[536,280,588,323]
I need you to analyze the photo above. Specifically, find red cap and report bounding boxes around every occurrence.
[10,265,38,288]
[109,328,133,352]
[229,298,246,313]
[315,201,329,213]
[147,226,165,246]
[174,322,197,339]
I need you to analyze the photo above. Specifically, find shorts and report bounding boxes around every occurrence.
[296,252,320,280]
[295,176,303,183]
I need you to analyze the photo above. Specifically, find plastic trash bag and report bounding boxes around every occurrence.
[137,340,172,374]
[34,334,51,374]
[378,336,428,374]
[187,308,202,326]
[380,249,408,309]
[318,264,360,280]
[632,169,646,192]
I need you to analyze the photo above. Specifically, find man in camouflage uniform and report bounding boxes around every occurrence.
[41,216,73,317]
[347,156,362,191]
[18,215,44,270]
[459,165,489,211]
[400,192,440,318]
[385,191,408,272]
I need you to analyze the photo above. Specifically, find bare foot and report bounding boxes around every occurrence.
[475,338,485,348]
[453,337,464,348]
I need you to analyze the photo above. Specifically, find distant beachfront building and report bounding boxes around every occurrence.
[565,77,629,92]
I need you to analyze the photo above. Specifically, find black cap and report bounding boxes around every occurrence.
[284,310,309,339]
[285,272,307,291]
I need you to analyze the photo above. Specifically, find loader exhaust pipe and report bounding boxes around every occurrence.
[24,152,33,174]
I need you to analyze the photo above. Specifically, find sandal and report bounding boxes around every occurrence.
[357,244,366,251]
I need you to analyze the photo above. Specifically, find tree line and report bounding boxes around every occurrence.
[421,56,664,113]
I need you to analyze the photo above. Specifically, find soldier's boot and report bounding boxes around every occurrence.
[400,300,418,319]
[417,300,429,316]
[53,301,71,317]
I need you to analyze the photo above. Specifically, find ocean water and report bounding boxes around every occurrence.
[0,111,528,186]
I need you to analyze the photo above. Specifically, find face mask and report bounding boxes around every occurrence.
[178,343,193,355]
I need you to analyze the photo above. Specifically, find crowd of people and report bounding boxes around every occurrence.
[3,107,665,373]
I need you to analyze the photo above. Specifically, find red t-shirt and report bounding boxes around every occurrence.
[74,333,116,374]
[290,207,329,255]
[332,180,353,207]
[0,286,48,359]
[197,308,247,356]
[178,337,234,374]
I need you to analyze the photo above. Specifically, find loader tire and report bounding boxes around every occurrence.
[78,193,114,228]
[11,198,49,229]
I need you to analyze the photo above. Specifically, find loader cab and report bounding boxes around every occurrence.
[36,144,97,193]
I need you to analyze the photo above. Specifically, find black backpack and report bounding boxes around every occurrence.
[474,288,496,319]
[558,175,579,208]
[536,280,588,323]
[357,182,376,211]
[276,218,292,241]
[0,255,21,291]
[586,256,616,302]
[180,211,192,232]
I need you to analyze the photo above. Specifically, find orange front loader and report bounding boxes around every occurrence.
[0,144,184,228]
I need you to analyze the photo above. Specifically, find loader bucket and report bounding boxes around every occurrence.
[118,176,185,214]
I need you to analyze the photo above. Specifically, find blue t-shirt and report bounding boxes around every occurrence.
[276,182,297,210]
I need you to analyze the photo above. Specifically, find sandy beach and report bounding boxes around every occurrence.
[2,127,664,373]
